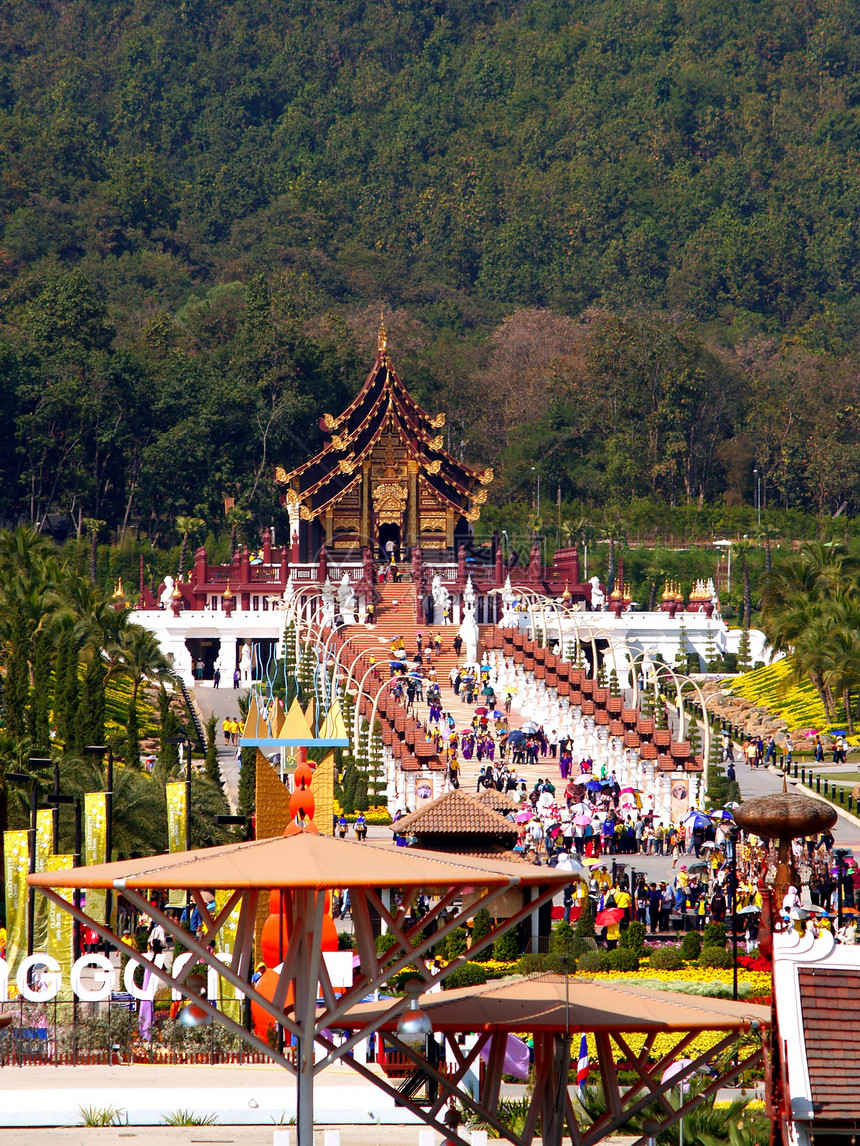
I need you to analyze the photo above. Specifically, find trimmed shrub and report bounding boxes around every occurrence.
[577,951,608,973]
[550,921,576,958]
[445,927,469,960]
[443,962,488,990]
[515,954,548,976]
[605,948,639,972]
[493,929,521,962]
[703,923,727,949]
[649,947,684,971]
[699,946,734,969]
[680,931,702,960]
[623,921,646,955]
[470,908,494,962]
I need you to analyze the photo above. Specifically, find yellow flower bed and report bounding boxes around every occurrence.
[730,657,857,742]
[584,968,772,993]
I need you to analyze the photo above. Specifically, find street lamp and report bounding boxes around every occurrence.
[84,745,114,928]
[6,758,51,956]
[214,814,254,841]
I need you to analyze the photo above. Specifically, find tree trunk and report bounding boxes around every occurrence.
[178,534,188,582]
[843,689,854,735]
[648,581,658,611]
[742,559,751,629]
[607,542,615,596]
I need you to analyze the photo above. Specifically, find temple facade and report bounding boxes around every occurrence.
[274,318,493,562]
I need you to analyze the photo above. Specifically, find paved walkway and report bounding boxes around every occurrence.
[191,685,248,810]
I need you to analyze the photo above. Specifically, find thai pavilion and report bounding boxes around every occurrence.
[274,316,494,562]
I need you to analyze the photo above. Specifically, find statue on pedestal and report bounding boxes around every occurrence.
[321,576,336,625]
[499,575,518,628]
[239,641,253,683]
[431,574,452,625]
[458,574,480,665]
[159,575,175,610]
[337,572,358,623]
[588,576,605,610]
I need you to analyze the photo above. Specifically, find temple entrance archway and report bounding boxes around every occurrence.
[378,522,401,562]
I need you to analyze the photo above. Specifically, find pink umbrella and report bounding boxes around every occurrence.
[574,814,592,826]
[516,809,533,823]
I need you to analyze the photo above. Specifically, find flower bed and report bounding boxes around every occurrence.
[730,658,858,742]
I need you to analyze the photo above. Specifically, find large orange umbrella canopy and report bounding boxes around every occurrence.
[28,824,570,894]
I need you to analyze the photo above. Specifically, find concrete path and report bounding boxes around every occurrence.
[191,685,249,810]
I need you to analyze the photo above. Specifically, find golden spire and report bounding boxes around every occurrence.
[378,309,388,353]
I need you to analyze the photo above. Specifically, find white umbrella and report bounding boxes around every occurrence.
[554,853,587,877]
[737,905,761,915]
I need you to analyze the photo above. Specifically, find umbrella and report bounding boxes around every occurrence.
[481,685,495,696]
[700,842,717,851]
[789,906,808,921]
[831,730,847,737]
[841,907,860,915]
[619,786,637,794]
[475,706,489,715]
[682,810,711,828]
[686,860,710,873]
[516,809,533,823]
[724,801,741,809]
[521,722,540,734]
[586,780,602,792]
[571,802,591,815]
[737,905,761,915]
[492,710,505,720]
[508,730,526,744]
[594,908,625,926]
[574,814,592,826]
[554,853,587,876]
[710,809,734,821]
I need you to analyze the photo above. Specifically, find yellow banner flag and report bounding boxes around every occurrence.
[3,829,29,978]
[215,889,243,1022]
[46,855,75,1001]
[84,792,107,926]
[32,809,53,954]
[166,783,187,907]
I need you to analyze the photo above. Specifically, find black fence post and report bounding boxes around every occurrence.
[816,776,821,794]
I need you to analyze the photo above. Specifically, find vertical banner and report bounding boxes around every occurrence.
[3,830,29,977]
[166,783,187,907]
[84,792,107,925]
[46,854,75,1001]
[32,809,53,954]
[215,889,242,1021]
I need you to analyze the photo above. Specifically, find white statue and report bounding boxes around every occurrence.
[458,575,480,665]
[239,641,253,683]
[499,575,518,628]
[431,574,452,625]
[337,572,357,622]
[321,576,336,625]
[588,576,605,610]
[160,575,175,610]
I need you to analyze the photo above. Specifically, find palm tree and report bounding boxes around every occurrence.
[731,539,755,629]
[225,505,252,556]
[175,515,205,581]
[115,623,177,706]
[81,517,106,583]
[643,560,669,611]
[599,517,627,596]
[752,524,780,586]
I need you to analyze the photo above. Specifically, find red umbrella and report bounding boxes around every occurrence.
[475,706,489,715]
[594,908,625,926]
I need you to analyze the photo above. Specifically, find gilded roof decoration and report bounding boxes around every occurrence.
[274,326,487,519]
[472,487,488,505]
[479,468,494,485]
[464,507,482,523]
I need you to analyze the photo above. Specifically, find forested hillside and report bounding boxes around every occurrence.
[2,0,860,538]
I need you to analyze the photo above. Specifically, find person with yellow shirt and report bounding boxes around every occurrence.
[614,885,632,926]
